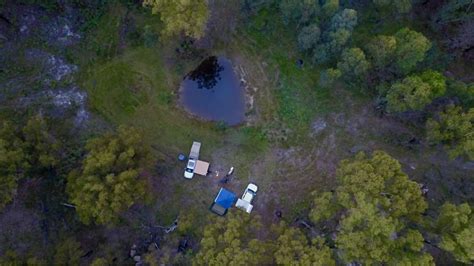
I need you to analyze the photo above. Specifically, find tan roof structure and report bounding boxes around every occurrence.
[194,160,210,176]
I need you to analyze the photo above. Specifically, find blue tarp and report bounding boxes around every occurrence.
[214,188,237,209]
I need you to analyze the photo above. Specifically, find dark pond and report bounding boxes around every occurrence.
[180,56,245,126]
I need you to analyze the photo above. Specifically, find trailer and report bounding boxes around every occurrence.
[184,141,201,179]
[189,141,201,160]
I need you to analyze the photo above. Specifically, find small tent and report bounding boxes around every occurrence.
[210,188,236,216]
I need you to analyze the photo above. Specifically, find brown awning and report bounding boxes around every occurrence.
[194,160,210,176]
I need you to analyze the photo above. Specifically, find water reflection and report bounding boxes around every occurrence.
[186,56,224,90]
[180,56,245,125]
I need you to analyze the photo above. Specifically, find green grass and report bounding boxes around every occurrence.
[81,3,124,61]
[81,47,222,153]
[238,8,340,141]
[76,3,365,224]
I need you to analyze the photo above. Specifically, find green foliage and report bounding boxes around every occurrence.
[386,78,423,108]
[310,151,431,264]
[321,0,340,20]
[242,8,335,137]
[273,225,335,265]
[310,191,339,222]
[447,80,474,108]
[328,9,358,32]
[337,47,370,80]
[0,116,60,210]
[279,0,320,25]
[386,70,446,112]
[144,0,209,39]
[0,122,26,209]
[313,9,358,64]
[143,25,159,48]
[319,68,341,88]
[365,35,397,69]
[193,211,271,265]
[297,24,321,52]
[435,202,474,264]
[54,238,83,266]
[393,28,432,74]
[431,0,474,27]
[336,151,427,220]
[280,0,339,24]
[22,115,60,168]
[67,126,149,225]
[0,250,46,266]
[363,28,431,78]
[84,51,154,121]
[0,250,22,266]
[241,0,275,16]
[214,121,228,133]
[419,70,447,98]
[80,3,124,60]
[90,258,108,266]
[426,105,474,160]
[336,196,433,265]
[373,0,412,14]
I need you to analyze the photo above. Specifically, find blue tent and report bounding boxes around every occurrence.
[215,188,236,208]
[210,188,237,215]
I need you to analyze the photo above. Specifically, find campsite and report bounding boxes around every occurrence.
[0,0,473,265]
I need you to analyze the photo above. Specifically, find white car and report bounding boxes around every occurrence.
[184,141,201,179]
[235,183,258,213]
[184,159,196,179]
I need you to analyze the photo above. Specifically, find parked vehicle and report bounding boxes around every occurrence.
[184,141,201,179]
[184,159,196,179]
[235,183,258,213]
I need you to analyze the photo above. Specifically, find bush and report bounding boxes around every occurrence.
[297,24,321,52]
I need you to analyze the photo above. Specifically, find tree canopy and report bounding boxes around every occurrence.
[66,126,149,225]
[373,0,413,14]
[393,28,432,74]
[313,9,358,64]
[54,238,83,266]
[426,105,474,160]
[435,202,474,264]
[365,35,397,69]
[297,24,321,52]
[273,225,335,265]
[193,211,270,265]
[194,212,336,265]
[144,0,209,39]
[386,70,446,112]
[0,116,60,210]
[337,47,370,80]
[319,68,341,88]
[310,151,432,264]
[447,80,474,108]
[0,121,27,209]
[279,0,320,26]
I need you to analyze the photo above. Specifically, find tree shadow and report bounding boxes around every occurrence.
[186,56,224,90]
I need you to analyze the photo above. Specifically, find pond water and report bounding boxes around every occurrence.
[180,56,245,126]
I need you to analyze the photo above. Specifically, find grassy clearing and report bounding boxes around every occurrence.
[80,46,223,156]
[76,3,273,224]
[237,9,342,143]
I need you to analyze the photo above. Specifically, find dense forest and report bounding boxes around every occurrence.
[0,0,473,265]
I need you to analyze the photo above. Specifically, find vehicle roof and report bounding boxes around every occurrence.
[187,160,195,168]
[247,183,258,192]
[242,191,254,202]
